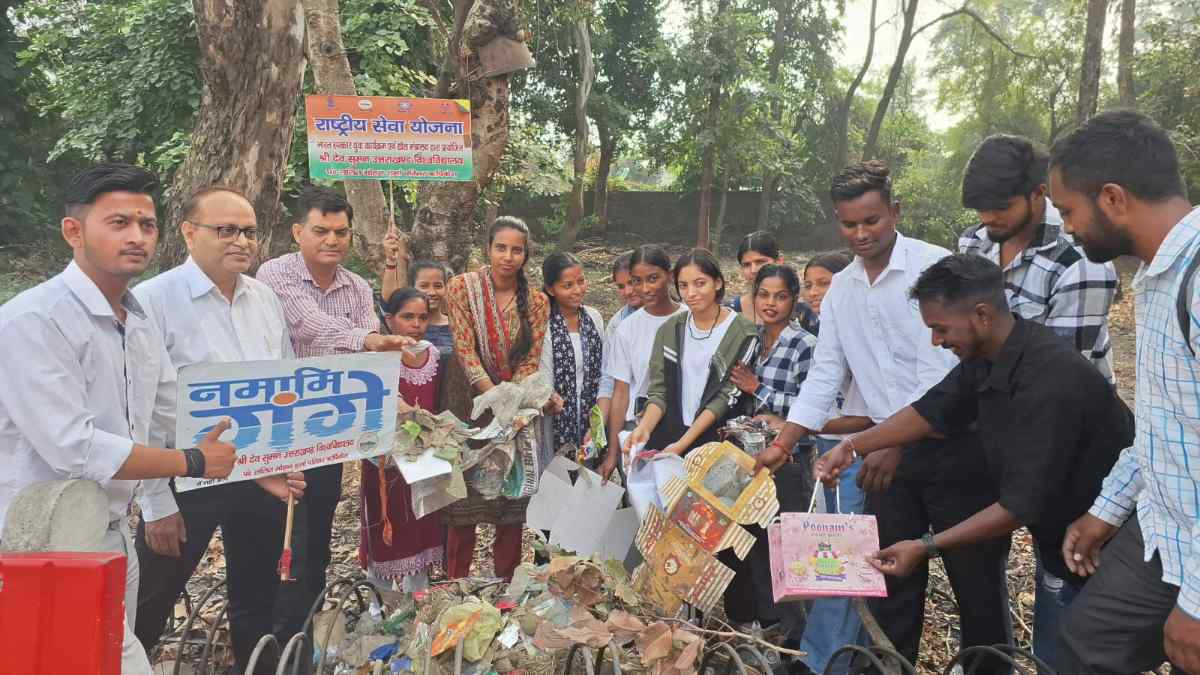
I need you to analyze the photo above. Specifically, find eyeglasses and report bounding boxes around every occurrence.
[192,222,259,241]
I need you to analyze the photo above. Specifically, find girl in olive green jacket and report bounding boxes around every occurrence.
[625,248,760,457]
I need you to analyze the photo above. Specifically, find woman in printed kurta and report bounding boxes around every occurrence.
[443,216,549,580]
[359,289,444,589]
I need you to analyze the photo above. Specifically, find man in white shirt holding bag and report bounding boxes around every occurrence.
[0,164,238,675]
[132,186,306,674]
[759,161,1013,674]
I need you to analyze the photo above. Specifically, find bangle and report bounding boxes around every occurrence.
[846,434,860,457]
[182,447,206,478]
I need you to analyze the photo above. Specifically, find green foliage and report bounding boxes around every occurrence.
[0,0,63,241]
[490,121,571,199]
[1137,1,1200,197]
[342,0,437,96]
[16,0,201,169]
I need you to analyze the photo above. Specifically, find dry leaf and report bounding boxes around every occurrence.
[636,621,674,665]
[672,635,702,674]
[605,609,647,645]
[558,615,612,648]
[531,620,574,650]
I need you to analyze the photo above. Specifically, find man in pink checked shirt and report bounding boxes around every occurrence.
[257,185,413,621]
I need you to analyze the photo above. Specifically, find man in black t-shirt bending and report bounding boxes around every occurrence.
[816,253,1134,673]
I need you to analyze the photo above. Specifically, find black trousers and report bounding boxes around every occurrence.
[293,463,344,615]
[720,462,815,625]
[1058,514,1190,675]
[134,480,309,673]
[866,437,1012,674]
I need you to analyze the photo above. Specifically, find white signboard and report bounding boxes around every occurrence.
[175,354,403,491]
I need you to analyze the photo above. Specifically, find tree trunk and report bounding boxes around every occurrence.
[1076,0,1108,124]
[832,0,877,175]
[593,120,616,239]
[757,0,791,231]
[862,0,919,159]
[1117,0,1136,108]
[160,0,307,270]
[306,0,402,279]
[712,170,731,254]
[696,0,730,251]
[560,14,594,251]
[410,0,522,272]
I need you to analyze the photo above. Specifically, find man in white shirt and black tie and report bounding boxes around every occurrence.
[0,164,238,675]
[132,186,306,674]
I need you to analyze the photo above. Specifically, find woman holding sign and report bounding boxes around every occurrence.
[444,216,549,580]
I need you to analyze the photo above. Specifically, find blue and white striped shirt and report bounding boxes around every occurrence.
[1091,205,1200,617]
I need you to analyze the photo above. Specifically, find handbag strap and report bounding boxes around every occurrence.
[807,482,841,514]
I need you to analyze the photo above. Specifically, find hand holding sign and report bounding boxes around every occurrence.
[199,417,236,479]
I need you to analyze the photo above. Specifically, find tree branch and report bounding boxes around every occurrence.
[912,6,1035,59]
[434,0,477,98]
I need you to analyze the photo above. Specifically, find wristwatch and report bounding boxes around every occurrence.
[920,532,941,559]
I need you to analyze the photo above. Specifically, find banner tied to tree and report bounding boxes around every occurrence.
[305,95,472,182]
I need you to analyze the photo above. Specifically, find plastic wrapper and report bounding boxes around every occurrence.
[432,601,503,662]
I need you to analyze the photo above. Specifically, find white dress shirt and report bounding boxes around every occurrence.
[0,262,177,528]
[788,232,958,430]
[132,257,293,520]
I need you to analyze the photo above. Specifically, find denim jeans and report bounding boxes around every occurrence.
[1032,556,1081,674]
[799,436,870,673]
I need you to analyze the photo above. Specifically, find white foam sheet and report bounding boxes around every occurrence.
[550,466,626,557]
[526,456,637,561]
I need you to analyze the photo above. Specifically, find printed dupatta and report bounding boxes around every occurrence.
[548,307,602,450]
[463,269,515,383]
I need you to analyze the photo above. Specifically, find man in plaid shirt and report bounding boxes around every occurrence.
[958,134,1120,668]
[1051,111,1200,674]
[257,185,413,634]
[959,134,1118,384]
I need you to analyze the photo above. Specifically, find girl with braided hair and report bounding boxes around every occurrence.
[444,216,549,580]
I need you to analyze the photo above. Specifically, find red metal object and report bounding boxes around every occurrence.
[0,552,127,675]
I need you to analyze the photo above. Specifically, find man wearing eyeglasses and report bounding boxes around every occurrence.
[130,186,309,673]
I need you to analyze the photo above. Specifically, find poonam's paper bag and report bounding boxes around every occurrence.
[768,511,888,602]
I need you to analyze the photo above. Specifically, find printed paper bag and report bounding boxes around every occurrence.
[768,511,888,602]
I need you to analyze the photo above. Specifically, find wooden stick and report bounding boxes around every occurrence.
[653,616,806,657]
[279,493,296,581]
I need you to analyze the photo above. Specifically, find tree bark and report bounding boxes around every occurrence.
[305,0,403,279]
[410,0,522,272]
[696,0,730,250]
[862,0,919,159]
[832,0,878,175]
[757,0,792,231]
[160,0,307,270]
[593,120,616,238]
[560,14,594,251]
[1076,0,1108,124]
[1117,0,1136,108]
[712,169,731,253]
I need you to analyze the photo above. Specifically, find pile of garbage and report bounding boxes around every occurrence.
[315,555,710,675]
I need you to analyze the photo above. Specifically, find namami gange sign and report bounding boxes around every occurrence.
[175,353,403,491]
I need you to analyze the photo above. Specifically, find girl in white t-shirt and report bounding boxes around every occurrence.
[599,245,683,481]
